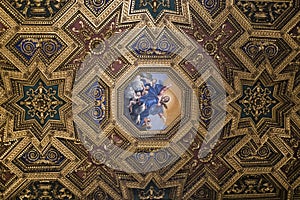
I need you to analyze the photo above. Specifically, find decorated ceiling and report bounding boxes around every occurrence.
[0,0,299,199]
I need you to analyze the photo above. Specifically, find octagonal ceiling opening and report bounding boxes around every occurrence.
[125,72,181,131]
[116,65,192,138]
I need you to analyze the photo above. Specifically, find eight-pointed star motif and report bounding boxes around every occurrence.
[2,69,71,140]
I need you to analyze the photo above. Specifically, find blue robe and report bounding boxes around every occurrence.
[137,84,165,126]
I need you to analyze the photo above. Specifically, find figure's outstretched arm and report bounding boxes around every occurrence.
[159,84,171,95]
[165,84,172,89]
[157,96,162,106]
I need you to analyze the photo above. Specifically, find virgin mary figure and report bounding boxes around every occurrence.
[130,83,171,129]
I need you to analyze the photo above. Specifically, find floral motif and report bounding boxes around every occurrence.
[130,0,181,22]
[241,38,293,68]
[190,183,217,200]
[132,181,172,199]
[199,0,226,18]
[243,41,278,60]
[13,145,67,172]
[92,82,106,123]
[16,180,77,199]
[63,13,133,78]
[7,0,70,18]
[199,83,213,127]
[128,27,184,59]
[236,139,284,167]
[87,187,113,200]
[76,77,109,132]
[85,0,112,16]
[7,34,66,66]
[235,1,291,24]
[18,80,64,125]
[3,69,71,140]
[226,175,276,194]
[138,186,165,199]
[239,82,277,121]
[179,18,247,83]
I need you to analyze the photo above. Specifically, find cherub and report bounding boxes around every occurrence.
[128,91,142,113]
